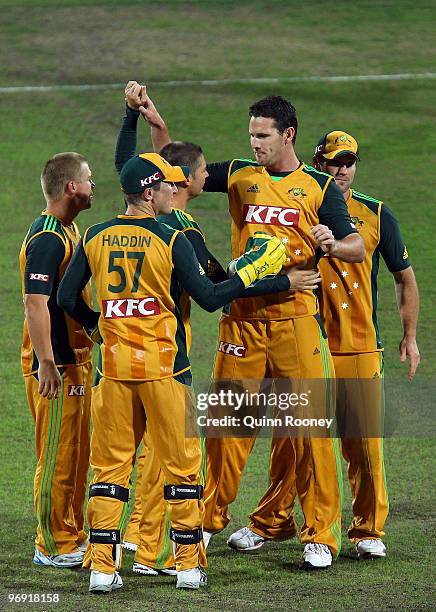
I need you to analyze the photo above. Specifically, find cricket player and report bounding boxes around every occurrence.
[57,152,287,592]
[118,139,223,574]
[314,131,420,557]
[20,152,94,568]
[228,131,420,562]
[127,86,365,568]
[115,86,314,576]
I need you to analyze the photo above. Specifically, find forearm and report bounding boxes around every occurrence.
[185,273,246,312]
[173,234,246,311]
[58,285,99,331]
[25,300,54,363]
[147,119,171,153]
[330,233,365,262]
[115,106,140,173]
[57,243,99,331]
[394,268,419,337]
[242,274,290,296]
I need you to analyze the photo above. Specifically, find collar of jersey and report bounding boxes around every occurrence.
[263,161,303,179]
[117,213,155,219]
[41,210,73,228]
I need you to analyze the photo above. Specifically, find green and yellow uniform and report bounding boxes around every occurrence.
[202,159,356,556]
[122,207,225,570]
[19,212,92,556]
[58,212,271,574]
[318,189,410,542]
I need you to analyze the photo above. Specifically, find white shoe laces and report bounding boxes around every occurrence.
[305,543,330,555]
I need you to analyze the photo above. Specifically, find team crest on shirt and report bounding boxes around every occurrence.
[288,187,307,198]
[350,215,364,228]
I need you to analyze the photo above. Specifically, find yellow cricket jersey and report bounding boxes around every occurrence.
[59,213,246,382]
[80,214,189,381]
[318,190,410,354]
[19,212,92,375]
[205,159,356,320]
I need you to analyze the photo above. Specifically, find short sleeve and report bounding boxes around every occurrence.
[318,180,358,240]
[204,161,232,193]
[378,205,411,273]
[24,233,65,295]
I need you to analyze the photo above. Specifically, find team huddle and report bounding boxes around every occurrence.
[20,82,420,594]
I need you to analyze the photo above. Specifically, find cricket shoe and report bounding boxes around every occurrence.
[89,570,123,594]
[302,543,332,570]
[176,567,208,589]
[122,540,138,552]
[33,547,84,568]
[356,539,386,559]
[227,527,266,552]
[132,562,177,576]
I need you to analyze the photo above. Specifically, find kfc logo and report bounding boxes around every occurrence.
[140,172,162,186]
[243,204,300,227]
[218,341,247,357]
[29,273,49,282]
[103,297,160,319]
[68,385,85,396]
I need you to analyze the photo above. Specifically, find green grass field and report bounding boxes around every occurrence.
[1,1,435,610]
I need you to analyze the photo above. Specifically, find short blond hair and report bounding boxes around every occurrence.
[41,152,88,201]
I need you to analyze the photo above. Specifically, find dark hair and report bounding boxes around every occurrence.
[249,96,298,144]
[159,141,204,175]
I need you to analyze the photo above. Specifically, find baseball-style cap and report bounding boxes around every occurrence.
[315,131,360,161]
[120,152,189,194]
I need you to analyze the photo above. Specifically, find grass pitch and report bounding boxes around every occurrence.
[0,1,435,610]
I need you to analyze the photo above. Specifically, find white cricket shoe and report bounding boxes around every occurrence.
[356,539,386,559]
[132,562,177,576]
[132,562,158,576]
[122,540,138,552]
[89,570,123,593]
[33,547,84,568]
[227,527,266,552]
[302,543,332,569]
[176,567,208,589]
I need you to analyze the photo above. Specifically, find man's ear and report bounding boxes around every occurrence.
[142,187,153,202]
[64,180,76,196]
[284,127,295,145]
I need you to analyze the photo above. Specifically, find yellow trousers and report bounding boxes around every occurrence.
[83,376,206,573]
[247,352,388,547]
[123,437,175,570]
[204,314,342,556]
[25,362,91,555]
[334,352,388,541]
[123,433,207,570]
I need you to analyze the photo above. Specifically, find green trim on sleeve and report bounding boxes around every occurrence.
[229,158,259,177]
[302,164,332,191]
